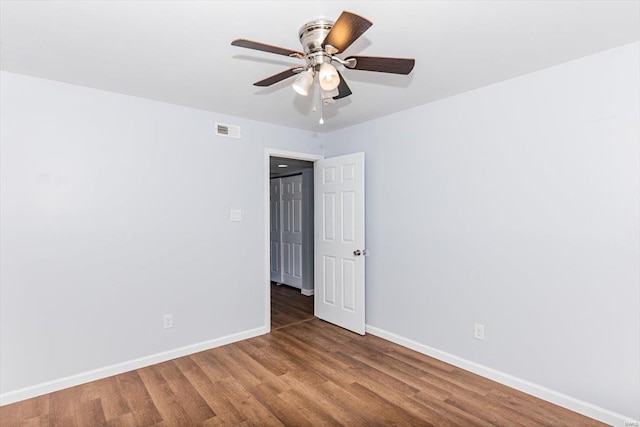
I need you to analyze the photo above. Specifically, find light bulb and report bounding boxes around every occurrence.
[319,117,324,124]
[319,63,340,91]
[292,70,314,96]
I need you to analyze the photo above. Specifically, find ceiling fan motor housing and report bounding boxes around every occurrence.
[298,19,335,70]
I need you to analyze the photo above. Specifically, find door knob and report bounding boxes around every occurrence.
[353,250,362,256]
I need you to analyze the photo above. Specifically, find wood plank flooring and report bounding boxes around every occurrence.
[1,288,606,426]
[270,282,313,331]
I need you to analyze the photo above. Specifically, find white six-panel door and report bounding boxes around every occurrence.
[314,153,365,335]
[281,175,303,289]
[269,179,282,283]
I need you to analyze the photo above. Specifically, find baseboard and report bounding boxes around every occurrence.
[0,325,269,407]
[301,288,314,296]
[365,325,637,427]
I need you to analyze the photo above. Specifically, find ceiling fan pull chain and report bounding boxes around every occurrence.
[311,81,318,114]
[318,83,324,124]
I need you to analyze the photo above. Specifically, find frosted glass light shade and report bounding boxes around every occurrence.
[319,63,340,91]
[292,70,314,96]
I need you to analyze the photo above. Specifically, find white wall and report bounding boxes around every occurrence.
[0,71,324,397]
[324,42,640,420]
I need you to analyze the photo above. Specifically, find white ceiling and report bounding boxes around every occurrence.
[1,1,638,133]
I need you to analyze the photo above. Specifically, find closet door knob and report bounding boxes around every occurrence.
[353,250,362,256]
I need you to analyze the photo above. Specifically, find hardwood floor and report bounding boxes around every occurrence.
[1,303,606,426]
[270,282,313,331]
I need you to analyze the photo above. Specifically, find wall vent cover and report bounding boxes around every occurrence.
[215,123,241,139]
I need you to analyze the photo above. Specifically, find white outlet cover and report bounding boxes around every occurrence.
[230,209,242,221]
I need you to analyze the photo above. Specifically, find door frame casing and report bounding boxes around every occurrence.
[264,149,324,331]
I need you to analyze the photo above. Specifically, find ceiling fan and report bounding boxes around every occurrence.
[231,11,415,108]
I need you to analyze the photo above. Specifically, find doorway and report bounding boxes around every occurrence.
[265,150,323,331]
[264,149,367,335]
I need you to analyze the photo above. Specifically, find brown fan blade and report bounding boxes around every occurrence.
[322,11,372,54]
[333,71,352,100]
[254,68,301,87]
[231,39,304,58]
[345,56,415,74]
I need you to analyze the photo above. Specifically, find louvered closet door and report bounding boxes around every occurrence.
[281,175,303,289]
[314,153,365,335]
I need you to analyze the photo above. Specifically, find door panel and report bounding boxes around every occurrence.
[342,191,356,243]
[282,243,291,276]
[323,255,336,304]
[315,153,365,335]
[323,193,336,241]
[342,259,356,312]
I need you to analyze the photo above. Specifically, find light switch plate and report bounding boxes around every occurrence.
[230,209,242,221]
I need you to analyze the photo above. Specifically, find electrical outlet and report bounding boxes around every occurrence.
[474,323,485,341]
[163,314,173,329]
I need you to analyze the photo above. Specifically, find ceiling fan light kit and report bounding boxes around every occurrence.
[231,11,415,122]
[292,69,314,96]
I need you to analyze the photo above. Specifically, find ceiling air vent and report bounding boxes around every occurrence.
[215,123,241,139]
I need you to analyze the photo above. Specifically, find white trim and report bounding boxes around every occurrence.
[365,325,638,427]
[301,288,314,296]
[264,148,323,332]
[0,325,268,407]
